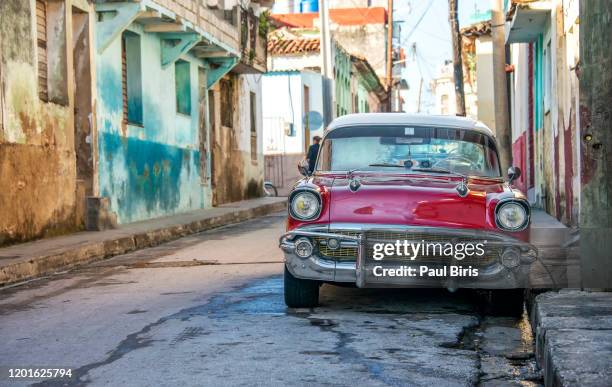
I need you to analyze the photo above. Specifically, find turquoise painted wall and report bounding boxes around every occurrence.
[334,46,351,116]
[534,35,543,131]
[95,23,210,224]
[355,83,369,113]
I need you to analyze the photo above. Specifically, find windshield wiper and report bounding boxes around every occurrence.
[411,167,465,177]
[368,163,405,168]
[412,168,470,196]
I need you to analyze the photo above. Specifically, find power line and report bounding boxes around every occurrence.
[403,0,435,42]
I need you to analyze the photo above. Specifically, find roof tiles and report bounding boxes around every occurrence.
[267,38,321,55]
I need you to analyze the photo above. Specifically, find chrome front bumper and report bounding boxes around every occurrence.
[279,224,537,289]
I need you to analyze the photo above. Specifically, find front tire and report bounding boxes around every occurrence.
[483,289,525,317]
[284,266,319,308]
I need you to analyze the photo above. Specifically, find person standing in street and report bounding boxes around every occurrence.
[306,136,321,174]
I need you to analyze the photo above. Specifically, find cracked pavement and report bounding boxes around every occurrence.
[0,213,541,386]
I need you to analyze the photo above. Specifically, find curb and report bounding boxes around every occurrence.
[529,290,612,387]
[0,200,286,287]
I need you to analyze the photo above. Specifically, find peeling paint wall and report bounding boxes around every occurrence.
[0,0,90,246]
[210,73,264,205]
[332,24,387,83]
[508,1,580,226]
[95,22,210,223]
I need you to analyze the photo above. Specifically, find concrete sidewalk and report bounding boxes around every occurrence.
[0,197,286,287]
[530,290,612,386]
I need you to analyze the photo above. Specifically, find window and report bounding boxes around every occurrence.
[441,94,449,115]
[36,0,48,101]
[36,0,68,105]
[220,78,233,128]
[175,60,191,115]
[317,126,501,178]
[121,31,143,125]
[250,92,257,161]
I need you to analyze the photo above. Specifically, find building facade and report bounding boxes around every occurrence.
[0,0,96,245]
[430,61,478,119]
[262,31,386,194]
[270,6,388,85]
[505,0,580,226]
[460,20,496,134]
[0,0,272,246]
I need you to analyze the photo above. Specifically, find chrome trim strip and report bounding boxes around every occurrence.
[356,235,366,288]
[310,223,531,244]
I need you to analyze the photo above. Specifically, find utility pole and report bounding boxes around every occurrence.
[491,0,511,172]
[579,0,612,288]
[386,0,394,111]
[319,0,332,80]
[448,0,466,116]
[318,0,334,123]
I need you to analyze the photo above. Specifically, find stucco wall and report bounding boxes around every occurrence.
[95,23,209,224]
[332,24,386,83]
[209,73,264,205]
[261,71,324,156]
[268,53,321,72]
[507,2,580,226]
[0,0,82,245]
[475,36,496,134]
[262,72,304,155]
[261,71,325,192]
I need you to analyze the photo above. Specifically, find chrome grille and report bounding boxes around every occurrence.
[313,231,359,261]
[314,229,500,266]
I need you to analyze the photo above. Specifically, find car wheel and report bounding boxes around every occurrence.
[484,289,525,317]
[284,266,319,308]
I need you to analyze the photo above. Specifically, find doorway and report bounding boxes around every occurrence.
[72,6,93,225]
[208,89,217,206]
[198,67,210,190]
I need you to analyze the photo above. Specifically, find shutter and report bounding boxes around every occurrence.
[36,0,48,102]
[121,36,128,125]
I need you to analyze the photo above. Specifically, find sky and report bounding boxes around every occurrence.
[396,0,489,113]
[270,0,490,113]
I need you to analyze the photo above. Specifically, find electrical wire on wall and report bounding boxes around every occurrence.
[287,76,295,133]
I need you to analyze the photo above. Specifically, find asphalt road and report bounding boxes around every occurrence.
[0,213,542,386]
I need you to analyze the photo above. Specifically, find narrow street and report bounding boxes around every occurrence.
[0,214,540,386]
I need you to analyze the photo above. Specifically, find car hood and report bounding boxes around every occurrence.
[328,174,506,229]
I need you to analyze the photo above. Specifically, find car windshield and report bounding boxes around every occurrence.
[316,125,501,177]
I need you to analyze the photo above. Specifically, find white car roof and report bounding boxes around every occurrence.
[327,113,495,137]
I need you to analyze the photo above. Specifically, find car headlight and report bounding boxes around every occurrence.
[289,190,321,221]
[496,201,529,231]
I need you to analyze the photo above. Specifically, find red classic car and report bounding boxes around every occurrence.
[280,114,536,315]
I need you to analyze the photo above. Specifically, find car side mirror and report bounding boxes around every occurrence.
[298,161,310,177]
[508,166,521,184]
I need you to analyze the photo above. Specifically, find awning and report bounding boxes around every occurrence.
[95,0,240,88]
[505,1,552,44]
